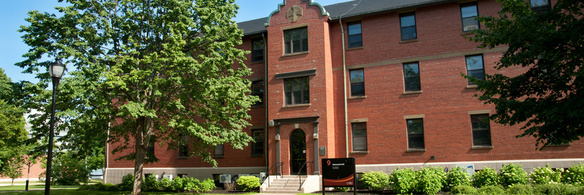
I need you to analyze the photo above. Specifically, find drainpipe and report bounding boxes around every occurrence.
[262,32,269,173]
[339,0,361,158]
[340,18,349,158]
[104,122,110,183]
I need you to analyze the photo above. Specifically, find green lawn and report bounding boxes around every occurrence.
[0,187,260,195]
[0,185,80,191]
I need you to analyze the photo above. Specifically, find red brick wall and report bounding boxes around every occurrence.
[108,0,584,172]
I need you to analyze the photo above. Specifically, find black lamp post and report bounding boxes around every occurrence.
[45,59,65,195]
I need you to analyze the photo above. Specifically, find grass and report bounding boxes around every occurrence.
[0,185,79,191]
[0,189,259,195]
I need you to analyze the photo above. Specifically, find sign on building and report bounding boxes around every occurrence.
[321,158,356,194]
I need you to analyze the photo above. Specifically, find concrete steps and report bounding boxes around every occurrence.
[262,175,306,194]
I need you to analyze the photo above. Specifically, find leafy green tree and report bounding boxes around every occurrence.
[43,151,92,185]
[1,157,24,186]
[467,0,584,147]
[0,68,28,177]
[18,0,256,194]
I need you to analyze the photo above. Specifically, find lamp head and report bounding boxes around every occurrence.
[49,59,66,79]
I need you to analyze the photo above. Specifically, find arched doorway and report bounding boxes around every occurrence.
[290,129,307,175]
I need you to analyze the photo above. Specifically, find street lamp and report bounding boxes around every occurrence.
[45,59,65,195]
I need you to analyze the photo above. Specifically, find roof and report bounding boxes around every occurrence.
[238,0,454,36]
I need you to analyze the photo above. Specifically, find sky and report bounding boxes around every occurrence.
[0,0,346,84]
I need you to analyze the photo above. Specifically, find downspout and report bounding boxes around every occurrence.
[104,122,110,183]
[340,18,349,158]
[339,0,361,158]
[262,32,269,173]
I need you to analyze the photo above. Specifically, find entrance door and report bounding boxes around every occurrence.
[290,129,307,175]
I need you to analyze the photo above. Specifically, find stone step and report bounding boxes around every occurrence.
[270,183,301,188]
[262,189,302,193]
[263,176,307,194]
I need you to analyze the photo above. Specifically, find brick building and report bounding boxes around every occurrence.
[104,0,584,188]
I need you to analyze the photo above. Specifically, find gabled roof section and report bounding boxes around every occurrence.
[238,0,455,36]
[326,0,454,20]
[264,0,330,27]
[238,17,268,36]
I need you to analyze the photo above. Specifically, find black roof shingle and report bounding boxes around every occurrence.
[238,0,454,36]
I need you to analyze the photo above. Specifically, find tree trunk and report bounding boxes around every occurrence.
[131,117,147,195]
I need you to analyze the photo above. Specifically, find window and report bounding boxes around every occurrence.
[466,54,485,85]
[178,135,188,158]
[251,38,264,62]
[471,114,491,146]
[407,119,425,149]
[251,80,264,106]
[284,27,308,54]
[284,76,309,105]
[214,144,224,157]
[350,69,365,96]
[352,122,367,151]
[530,0,550,13]
[347,21,362,48]
[461,3,479,32]
[400,12,417,41]
[252,129,264,155]
[403,62,421,91]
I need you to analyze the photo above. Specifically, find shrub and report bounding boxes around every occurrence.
[534,183,579,195]
[183,177,201,192]
[103,183,119,191]
[562,163,584,186]
[389,168,416,194]
[200,178,216,192]
[118,174,134,191]
[499,163,528,188]
[445,166,472,192]
[506,184,534,194]
[160,177,172,191]
[334,187,350,192]
[531,165,562,184]
[236,176,261,192]
[78,184,91,191]
[450,185,478,195]
[142,173,159,191]
[360,171,389,192]
[170,176,184,192]
[224,182,236,191]
[472,167,499,188]
[416,166,446,195]
[477,185,505,195]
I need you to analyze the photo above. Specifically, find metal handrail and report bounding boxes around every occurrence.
[297,161,313,190]
[266,162,284,186]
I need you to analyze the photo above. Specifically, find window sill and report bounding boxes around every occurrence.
[213,156,224,159]
[400,39,419,44]
[348,95,367,100]
[347,46,364,51]
[282,103,311,108]
[461,31,475,36]
[402,90,422,95]
[350,151,369,154]
[250,60,265,65]
[466,85,478,89]
[282,51,309,57]
[177,156,189,159]
[250,154,265,158]
[406,148,426,152]
[471,146,493,150]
